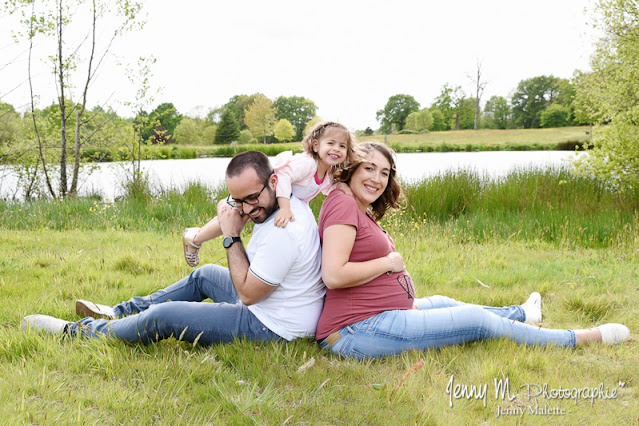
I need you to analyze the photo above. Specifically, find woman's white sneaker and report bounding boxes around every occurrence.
[521,292,542,324]
[596,324,630,345]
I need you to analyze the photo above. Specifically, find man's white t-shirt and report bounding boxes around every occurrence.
[245,196,325,341]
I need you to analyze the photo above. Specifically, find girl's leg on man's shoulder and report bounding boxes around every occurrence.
[113,264,239,317]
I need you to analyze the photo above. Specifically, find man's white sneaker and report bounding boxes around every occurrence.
[21,315,71,334]
[76,299,116,320]
[521,292,542,324]
[596,324,630,345]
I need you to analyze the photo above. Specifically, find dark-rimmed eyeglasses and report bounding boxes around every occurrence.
[226,177,271,210]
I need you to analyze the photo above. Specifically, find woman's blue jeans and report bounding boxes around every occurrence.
[67,264,283,345]
[318,295,576,360]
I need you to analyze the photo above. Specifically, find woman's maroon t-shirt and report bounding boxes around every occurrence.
[315,190,415,340]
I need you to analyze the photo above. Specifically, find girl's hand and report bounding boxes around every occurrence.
[336,182,353,196]
[274,207,295,228]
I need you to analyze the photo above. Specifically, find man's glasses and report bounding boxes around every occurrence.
[226,177,270,210]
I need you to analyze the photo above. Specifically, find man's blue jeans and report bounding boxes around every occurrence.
[318,295,576,360]
[68,264,283,345]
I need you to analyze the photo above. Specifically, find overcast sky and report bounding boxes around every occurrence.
[1,0,597,130]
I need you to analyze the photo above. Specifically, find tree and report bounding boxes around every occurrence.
[201,124,217,145]
[404,109,434,132]
[573,0,639,190]
[511,75,574,128]
[572,71,604,126]
[124,56,157,180]
[303,116,323,137]
[222,94,260,130]
[428,108,447,131]
[206,106,224,124]
[146,102,182,142]
[540,104,571,128]
[215,109,240,144]
[457,98,476,130]
[376,94,420,133]
[273,96,317,141]
[483,96,511,129]
[431,84,466,130]
[0,102,22,146]
[6,0,144,198]
[470,60,487,130]
[174,118,203,145]
[244,94,276,143]
[273,119,295,142]
[238,129,257,144]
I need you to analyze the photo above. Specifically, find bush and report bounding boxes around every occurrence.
[238,129,257,144]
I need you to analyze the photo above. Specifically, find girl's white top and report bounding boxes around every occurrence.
[272,151,336,203]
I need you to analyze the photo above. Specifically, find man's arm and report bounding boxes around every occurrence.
[217,201,275,305]
[226,242,276,305]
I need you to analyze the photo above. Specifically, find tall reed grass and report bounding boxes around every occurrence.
[1,166,637,248]
[398,166,639,247]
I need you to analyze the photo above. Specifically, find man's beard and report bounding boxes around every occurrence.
[247,189,278,224]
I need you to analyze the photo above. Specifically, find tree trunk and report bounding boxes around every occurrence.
[70,0,97,196]
[473,60,486,131]
[57,0,68,197]
[28,3,55,198]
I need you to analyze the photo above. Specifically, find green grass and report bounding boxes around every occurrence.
[0,167,638,422]
[364,126,592,153]
[4,166,637,249]
[1,226,637,423]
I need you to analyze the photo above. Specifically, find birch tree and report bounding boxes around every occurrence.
[5,0,145,197]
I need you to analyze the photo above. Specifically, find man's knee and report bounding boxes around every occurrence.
[191,263,228,280]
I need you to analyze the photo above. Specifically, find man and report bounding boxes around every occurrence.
[22,151,325,345]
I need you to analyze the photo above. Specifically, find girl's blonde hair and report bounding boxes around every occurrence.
[301,121,359,165]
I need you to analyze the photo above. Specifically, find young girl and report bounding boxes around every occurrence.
[272,121,360,228]
[181,121,359,266]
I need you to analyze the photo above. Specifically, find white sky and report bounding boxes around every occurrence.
[1,0,597,130]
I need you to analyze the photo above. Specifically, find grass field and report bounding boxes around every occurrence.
[1,167,637,424]
[366,126,592,151]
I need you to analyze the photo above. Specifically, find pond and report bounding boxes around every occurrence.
[0,151,579,200]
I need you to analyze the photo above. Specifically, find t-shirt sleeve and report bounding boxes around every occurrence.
[248,228,298,286]
[319,191,360,234]
[275,154,316,199]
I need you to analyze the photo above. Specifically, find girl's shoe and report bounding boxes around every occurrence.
[76,299,117,320]
[182,227,202,267]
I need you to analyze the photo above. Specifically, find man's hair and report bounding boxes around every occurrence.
[226,151,273,182]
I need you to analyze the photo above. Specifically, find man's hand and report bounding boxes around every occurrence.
[217,199,249,237]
